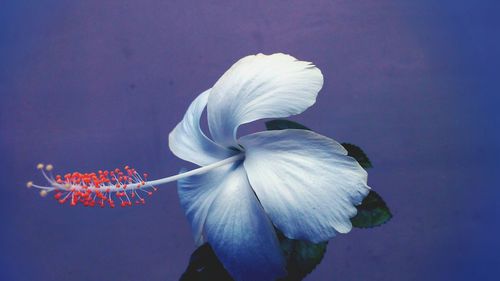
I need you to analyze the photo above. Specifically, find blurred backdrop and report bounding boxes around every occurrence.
[0,1,499,280]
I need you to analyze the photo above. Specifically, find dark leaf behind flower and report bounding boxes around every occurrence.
[340,143,373,169]
[351,190,392,228]
[265,119,311,131]
[179,243,233,281]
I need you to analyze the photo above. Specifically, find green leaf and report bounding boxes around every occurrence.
[179,243,233,281]
[341,143,372,169]
[351,190,392,228]
[277,234,328,281]
[265,119,311,131]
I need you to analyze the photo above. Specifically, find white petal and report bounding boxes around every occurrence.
[177,165,224,246]
[169,89,234,166]
[207,53,323,148]
[178,162,286,280]
[240,129,370,243]
[204,164,286,281]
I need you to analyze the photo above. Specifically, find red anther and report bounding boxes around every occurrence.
[147,191,152,196]
[120,201,126,207]
[114,168,120,173]
[54,192,62,200]
[70,200,77,206]
[59,199,67,204]
[130,192,135,198]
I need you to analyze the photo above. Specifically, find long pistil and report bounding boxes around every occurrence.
[27,154,244,208]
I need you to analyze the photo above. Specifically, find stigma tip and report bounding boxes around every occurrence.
[45,164,53,171]
[37,163,44,170]
[26,181,33,188]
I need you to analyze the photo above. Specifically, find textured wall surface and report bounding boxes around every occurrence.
[0,1,498,280]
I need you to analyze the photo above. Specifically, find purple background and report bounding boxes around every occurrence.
[1,1,499,280]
